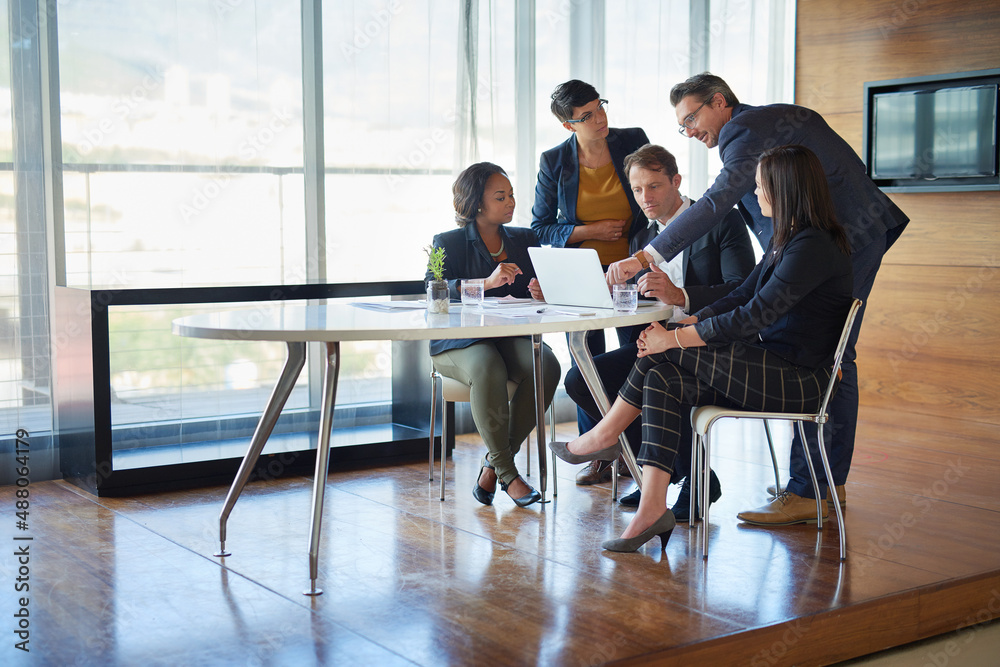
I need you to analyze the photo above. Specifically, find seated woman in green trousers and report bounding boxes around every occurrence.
[426,162,561,508]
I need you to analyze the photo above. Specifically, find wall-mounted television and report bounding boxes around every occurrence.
[863,69,1000,192]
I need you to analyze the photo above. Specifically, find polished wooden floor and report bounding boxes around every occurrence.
[3,406,999,666]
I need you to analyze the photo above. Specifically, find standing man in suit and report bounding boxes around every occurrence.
[566,144,755,520]
[607,73,909,525]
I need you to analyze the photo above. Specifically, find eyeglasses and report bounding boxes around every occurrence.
[565,99,609,124]
[677,100,710,134]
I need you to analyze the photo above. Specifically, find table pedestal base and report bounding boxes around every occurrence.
[212,341,342,596]
[214,341,307,558]
[567,331,643,491]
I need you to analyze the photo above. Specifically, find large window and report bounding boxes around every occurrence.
[0,0,796,482]
[59,1,305,288]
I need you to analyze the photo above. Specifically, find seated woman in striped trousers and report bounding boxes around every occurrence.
[549,144,854,552]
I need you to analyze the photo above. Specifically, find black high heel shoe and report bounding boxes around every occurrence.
[601,510,676,552]
[499,475,541,507]
[473,459,496,506]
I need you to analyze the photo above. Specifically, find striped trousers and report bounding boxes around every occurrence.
[618,341,831,476]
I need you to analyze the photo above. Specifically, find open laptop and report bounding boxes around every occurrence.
[528,246,660,310]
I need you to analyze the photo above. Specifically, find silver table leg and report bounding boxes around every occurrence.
[304,341,340,596]
[215,342,307,557]
[531,334,551,502]
[566,331,643,489]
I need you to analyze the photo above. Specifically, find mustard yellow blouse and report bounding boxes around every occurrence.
[576,161,632,265]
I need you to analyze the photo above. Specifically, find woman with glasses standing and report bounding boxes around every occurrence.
[530,79,649,480]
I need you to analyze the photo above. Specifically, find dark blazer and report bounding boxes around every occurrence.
[693,228,854,369]
[645,103,909,265]
[530,127,650,248]
[425,224,539,355]
[630,199,755,313]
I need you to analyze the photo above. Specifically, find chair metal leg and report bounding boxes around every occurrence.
[440,401,449,501]
[702,429,712,558]
[526,422,531,477]
[429,371,440,481]
[797,421,825,530]
[691,424,708,555]
[815,423,847,560]
[689,424,700,525]
[763,420,781,493]
[611,459,618,501]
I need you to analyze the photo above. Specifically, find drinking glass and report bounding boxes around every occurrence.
[613,284,638,313]
[461,279,485,307]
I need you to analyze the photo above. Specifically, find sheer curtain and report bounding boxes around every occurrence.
[601,0,795,215]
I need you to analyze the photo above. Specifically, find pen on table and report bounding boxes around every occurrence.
[536,307,547,313]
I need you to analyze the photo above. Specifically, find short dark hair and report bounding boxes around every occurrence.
[757,144,851,257]
[452,162,507,228]
[550,80,601,122]
[669,72,740,108]
[623,144,679,181]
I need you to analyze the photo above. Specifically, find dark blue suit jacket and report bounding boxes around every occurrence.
[425,224,539,355]
[530,127,649,248]
[630,200,755,313]
[646,104,909,264]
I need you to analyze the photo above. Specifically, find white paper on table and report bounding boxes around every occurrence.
[351,301,429,312]
[473,304,550,318]
[480,297,537,308]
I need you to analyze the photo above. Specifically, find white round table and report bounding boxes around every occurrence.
[173,298,676,594]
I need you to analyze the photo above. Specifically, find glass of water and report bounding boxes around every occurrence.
[461,278,485,307]
[613,284,638,313]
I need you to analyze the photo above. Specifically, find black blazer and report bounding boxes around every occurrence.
[530,127,649,248]
[425,224,539,355]
[694,228,854,369]
[630,200,755,313]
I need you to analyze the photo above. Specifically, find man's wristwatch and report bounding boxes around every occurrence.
[632,249,650,270]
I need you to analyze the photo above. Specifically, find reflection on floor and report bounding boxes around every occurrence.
[3,406,999,665]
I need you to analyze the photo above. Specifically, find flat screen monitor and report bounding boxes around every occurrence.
[863,70,1000,192]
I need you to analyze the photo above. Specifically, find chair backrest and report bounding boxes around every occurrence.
[815,298,863,418]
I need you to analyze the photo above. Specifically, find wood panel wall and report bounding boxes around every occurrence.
[795,0,1000,432]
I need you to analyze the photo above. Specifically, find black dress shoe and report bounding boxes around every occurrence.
[619,488,641,507]
[472,462,495,506]
[671,469,722,522]
[500,476,541,507]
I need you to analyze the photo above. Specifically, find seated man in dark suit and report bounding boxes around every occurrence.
[565,143,755,519]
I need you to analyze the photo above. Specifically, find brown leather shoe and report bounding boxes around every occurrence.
[575,459,613,485]
[767,483,846,506]
[737,491,829,526]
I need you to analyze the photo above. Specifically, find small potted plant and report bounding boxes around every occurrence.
[425,246,449,313]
